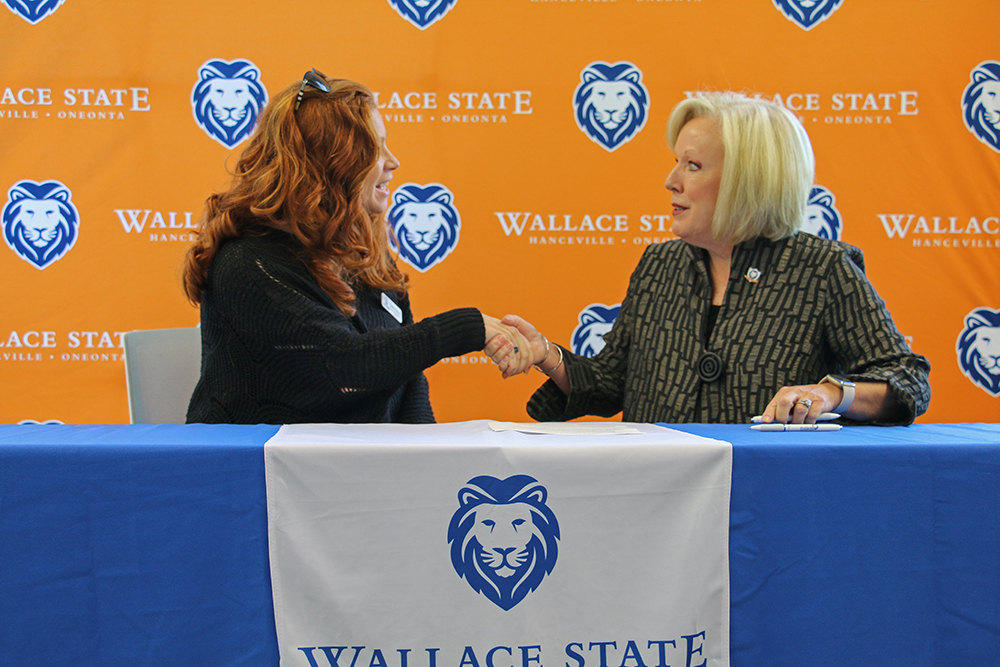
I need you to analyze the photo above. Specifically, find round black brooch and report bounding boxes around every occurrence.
[696,351,724,383]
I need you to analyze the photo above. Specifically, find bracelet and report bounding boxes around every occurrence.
[541,345,564,375]
[819,374,856,413]
[531,335,551,372]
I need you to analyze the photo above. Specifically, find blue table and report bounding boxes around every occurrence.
[1,423,998,667]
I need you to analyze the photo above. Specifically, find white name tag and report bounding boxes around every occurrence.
[381,292,403,324]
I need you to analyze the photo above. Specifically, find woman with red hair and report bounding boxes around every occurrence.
[183,70,526,424]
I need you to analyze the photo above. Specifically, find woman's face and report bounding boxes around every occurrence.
[362,108,400,216]
[664,116,724,249]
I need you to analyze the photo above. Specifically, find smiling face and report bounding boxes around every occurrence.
[361,108,400,216]
[664,116,725,251]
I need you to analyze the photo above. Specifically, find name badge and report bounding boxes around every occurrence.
[381,292,403,324]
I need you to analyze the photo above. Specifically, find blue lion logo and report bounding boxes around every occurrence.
[388,183,461,273]
[386,0,458,30]
[448,475,559,611]
[772,0,844,30]
[3,0,66,24]
[573,61,650,152]
[572,303,621,358]
[802,185,842,240]
[2,180,80,270]
[962,61,1000,154]
[191,59,268,149]
[956,307,1000,397]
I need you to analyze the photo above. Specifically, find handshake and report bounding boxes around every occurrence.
[482,314,559,379]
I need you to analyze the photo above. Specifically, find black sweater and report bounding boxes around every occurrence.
[186,232,484,424]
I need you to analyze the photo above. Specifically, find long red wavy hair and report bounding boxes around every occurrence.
[182,75,407,315]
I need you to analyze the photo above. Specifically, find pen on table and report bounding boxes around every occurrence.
[751,413,839,423]
[750,423,842,431]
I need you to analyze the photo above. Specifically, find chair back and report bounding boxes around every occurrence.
[123,327,202,424]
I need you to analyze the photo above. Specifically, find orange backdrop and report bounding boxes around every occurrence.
[2,0,999,424]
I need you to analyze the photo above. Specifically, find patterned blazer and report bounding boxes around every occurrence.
[527,234,931,425]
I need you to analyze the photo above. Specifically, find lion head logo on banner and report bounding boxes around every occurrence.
[388,183,461,273]
[802,186,843,240]
[2,180,80,270]
[448,475,559,611]
[572,303,621,358]
[957,307,1000,397]
[3,0,66,24]
[573,61,650,152]
[191,59,268,149]
[772,0,844,30]
[386,0,458,30]
[962,61,1000,154]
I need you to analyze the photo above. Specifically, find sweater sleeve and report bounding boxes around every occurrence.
[389,288,435,423]
[240,255,481,385]
[190,238,484,424]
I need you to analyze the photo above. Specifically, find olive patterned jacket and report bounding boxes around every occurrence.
[527,234,931,425]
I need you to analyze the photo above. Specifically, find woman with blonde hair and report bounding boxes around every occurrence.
[183,70,526,424]
[490,91,930,425]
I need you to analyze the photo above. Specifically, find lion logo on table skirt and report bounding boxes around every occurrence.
[388,183,461,273]
[772,0,844,31]
[191,59,268,149]
[448,475,559,610]
[962,61,1000,154]
[2,180,79,270]
[573,61,650,152]
[957,307,1000,397]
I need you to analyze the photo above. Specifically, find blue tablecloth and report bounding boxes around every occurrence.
[1,423,998,667]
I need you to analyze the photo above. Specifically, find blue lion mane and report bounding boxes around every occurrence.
[448,475,559,611]
[191,59,268,149]
[772,0,844,30]
[572,304,621,358]
[962,61,1000,153]
[386,0,459,30]
[3,0,66,24]
[803,185,842,240]
[388,183,461,273]
[573,61,649,152]
[956,308,1000,397]
[2,180,79,270]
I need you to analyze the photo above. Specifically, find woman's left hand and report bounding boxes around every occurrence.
[760,383,843,424]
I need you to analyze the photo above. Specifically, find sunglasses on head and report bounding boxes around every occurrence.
[294,69,331,111]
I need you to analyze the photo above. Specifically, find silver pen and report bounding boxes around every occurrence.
[750,423,842,431]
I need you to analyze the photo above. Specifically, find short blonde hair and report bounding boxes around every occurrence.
[666,91,815,244]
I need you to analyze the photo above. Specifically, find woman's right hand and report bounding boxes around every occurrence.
[484,314,549,376]
[497,314,570,394]
[499,315,549,367]
[482,315,532,378]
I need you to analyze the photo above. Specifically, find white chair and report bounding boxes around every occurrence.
[123,327,202,424]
